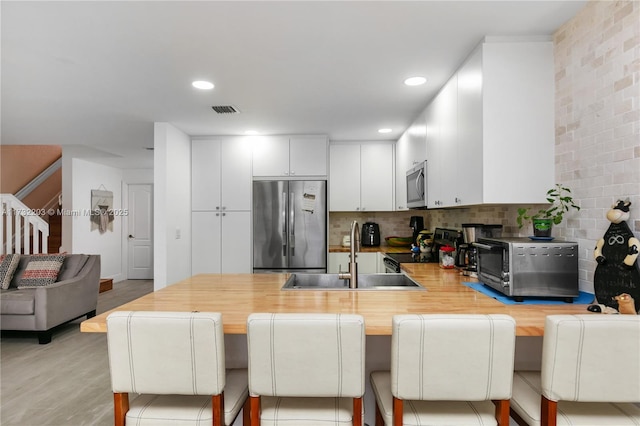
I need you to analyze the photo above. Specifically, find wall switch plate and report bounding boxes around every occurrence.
[175,228,181,239]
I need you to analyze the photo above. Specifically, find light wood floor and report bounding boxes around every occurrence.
[0,280,153,426]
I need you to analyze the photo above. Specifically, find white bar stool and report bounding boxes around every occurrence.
[247,313,366,425]
[106,311,249,426]
[371,314,516,426]
[511,314,640,426]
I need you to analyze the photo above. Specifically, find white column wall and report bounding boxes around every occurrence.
[153,122,192,290]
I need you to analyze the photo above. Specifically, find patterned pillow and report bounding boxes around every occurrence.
[17,254,67,288]
[0,254,22,290]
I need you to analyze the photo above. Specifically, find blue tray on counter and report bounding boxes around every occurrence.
[463,282,594,305]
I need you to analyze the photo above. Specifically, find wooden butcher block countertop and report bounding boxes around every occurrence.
[81,263,589,336]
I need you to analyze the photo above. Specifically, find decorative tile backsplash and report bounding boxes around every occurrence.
[329,204,549,246]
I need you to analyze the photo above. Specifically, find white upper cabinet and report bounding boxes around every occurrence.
[192,138,252,211]
[425,38,555,208]
[329,143,361,211]
[253,135,328,177]
[360,143,394,211]
[426,76,457,208]
[455,46,483,206]
[330,142,394,212]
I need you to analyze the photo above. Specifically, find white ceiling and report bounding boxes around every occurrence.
[1,1,587,169]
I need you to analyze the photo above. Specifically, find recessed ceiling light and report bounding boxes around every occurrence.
[192,80,214,90]
[404,76,426,86]
[378,128,392,134]
[245,130,259,135]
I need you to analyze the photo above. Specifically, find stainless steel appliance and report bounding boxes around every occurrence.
[409,216,424,244]
[457,224,503,276]
[406,161,427,209]
[361,222,380,247]
[253,180,327,273]
[383,227,460,272]
[476,237,578,301]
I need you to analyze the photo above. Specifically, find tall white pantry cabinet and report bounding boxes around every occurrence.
[191,138,252,274]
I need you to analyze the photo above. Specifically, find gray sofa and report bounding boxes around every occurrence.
[0,254,101,344]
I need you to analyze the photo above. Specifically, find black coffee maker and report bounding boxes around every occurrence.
[409,216,424,245]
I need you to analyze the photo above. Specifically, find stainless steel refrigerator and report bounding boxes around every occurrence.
[253,180,327,273]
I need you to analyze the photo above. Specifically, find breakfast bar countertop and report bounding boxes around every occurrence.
[81,263,591,336]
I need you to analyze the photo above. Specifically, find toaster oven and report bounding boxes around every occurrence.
[475,237,579,301]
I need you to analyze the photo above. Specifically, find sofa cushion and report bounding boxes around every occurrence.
[17,253,66,288]
[9,256,31,289]
[57,254,90,282]
[0,289,35,315]
[0,254,22,290]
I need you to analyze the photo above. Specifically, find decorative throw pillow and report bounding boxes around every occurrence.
[0,254,22,290]
[17,253,67,288]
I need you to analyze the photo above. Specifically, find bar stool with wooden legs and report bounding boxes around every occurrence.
[371,314,516,426]
[511,315,640,426]
[247,313,366,426]
[106,311,250,426]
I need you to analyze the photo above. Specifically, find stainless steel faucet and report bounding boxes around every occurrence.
[338,220,360,288]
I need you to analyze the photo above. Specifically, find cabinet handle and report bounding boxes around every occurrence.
[290,171,295,175]
[216,213,220,217]
[216,206,220,210]
[221,206,226,211]
[222,212,226,217]
[284,171,289,175]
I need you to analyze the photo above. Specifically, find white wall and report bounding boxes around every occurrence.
[154,122,192,290]
[68,158,124,281]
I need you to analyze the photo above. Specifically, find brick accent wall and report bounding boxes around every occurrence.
[553,0,639,290]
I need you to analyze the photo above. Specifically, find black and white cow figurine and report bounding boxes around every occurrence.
[594,199,640,312]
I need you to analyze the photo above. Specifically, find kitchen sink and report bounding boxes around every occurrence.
[281,273,426,290]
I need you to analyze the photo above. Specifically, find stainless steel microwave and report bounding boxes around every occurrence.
[406,161,428,209]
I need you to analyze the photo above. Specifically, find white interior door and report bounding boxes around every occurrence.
[127,184,154,279]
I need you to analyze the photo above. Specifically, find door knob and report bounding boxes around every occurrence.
[128,235,134,239]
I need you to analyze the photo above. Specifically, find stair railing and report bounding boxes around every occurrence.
[1,194,49,255]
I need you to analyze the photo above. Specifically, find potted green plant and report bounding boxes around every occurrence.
[516,184,580,237]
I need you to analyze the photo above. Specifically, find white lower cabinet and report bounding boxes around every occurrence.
[328,252,382,274]
[192,211,251,274]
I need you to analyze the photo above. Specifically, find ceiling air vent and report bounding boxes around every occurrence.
[211,105,239,114]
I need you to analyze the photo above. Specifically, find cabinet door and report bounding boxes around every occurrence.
[192,140,221,211]
[439,76,458,207]
[289,136,328,176]
[221,211,251,273]
[221,139,252,211]
[356,252,378,274]
[425,101,443,208]
[361,144,394,212]
[395,133,409,210]
[252,136,289,177]
[328,252,350,273]
[456,48,483,206]
[329,144,361,211]
[192,211,221,274]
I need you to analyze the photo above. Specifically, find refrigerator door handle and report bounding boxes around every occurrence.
[282,192,287,257]
[290,192,295,257]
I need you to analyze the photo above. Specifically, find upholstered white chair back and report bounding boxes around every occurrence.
[541,315,640,403]
[391,314,516,401]
[247,313,365,398]
[107,311,226,395]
